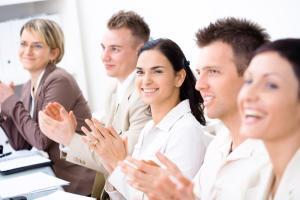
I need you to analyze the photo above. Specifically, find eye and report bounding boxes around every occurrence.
[20,41,26,47]
[208,69,219,75]
[33,44,43,49]
[243,78,253,85]
[265,82,278,90]
[136,69,144,76]
[153,69,163,74]
[111,46,120,53]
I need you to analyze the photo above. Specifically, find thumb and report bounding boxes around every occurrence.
[69,111,77,130]
[123,136,128,154]
[60,107,69,120]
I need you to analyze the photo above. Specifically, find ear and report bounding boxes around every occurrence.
[175,69,186,88]
[49,48,60,63]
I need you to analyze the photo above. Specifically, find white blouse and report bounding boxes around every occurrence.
[246,148,300,200]
[193,132,269,200]
[106,100,212,200]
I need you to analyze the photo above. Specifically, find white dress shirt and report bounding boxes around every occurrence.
[30,70,45,117]
[193,132,269,200]
[106,100,212,200]
[116,72,135,105]
[246,148,300,200]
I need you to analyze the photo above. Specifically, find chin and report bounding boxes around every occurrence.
[240,127,262,139]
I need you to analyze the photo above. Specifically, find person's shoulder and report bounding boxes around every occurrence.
[49,66,73,79]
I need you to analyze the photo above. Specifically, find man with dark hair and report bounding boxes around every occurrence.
[118,17,270,200]
[38,10,151,199]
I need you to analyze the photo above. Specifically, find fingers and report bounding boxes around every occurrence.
[106,126,120,138]
[38,111,57,140]
[69,111,77,130]
[39,110,59,128]
[52,102,64,110]
[84,119,104,140]
[153,174,179,199]
[120,158,155,194]
[91,117,105,127]
[44,103,61,120]
[143,160,160,167]
[123,136,128,154]
[156,152,181,174]
[81,126,98,141]
[122,157,161,176]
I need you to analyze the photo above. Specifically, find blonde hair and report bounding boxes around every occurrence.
[107,10,150,43]
[20,18,64,64]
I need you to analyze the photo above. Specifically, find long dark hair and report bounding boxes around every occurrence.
[138,38,206,125]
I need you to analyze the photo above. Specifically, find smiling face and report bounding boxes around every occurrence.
[238,51,300,142]
[19,29,58,73]
[135,49,184,110]
[101,27,142,81]
[195,41,244,122]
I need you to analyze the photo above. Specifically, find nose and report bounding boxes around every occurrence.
[142,72,153,85]
[101,49,111,62]
[23,45,33,55]
[195,73,208,92]
[238,81,259,103]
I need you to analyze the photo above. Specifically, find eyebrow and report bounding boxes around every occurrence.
[196,65,219,71]
[262,72,285,80]
[247,72,286,81]
[20,41,43,44]
[101,43,122,48]
[136,66,165,70]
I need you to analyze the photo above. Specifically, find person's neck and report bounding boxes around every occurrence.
[222,111,245,150]
[30,69,44,91]
[117,68,135,83]
[151,98,180,125]
[264,130,300,192]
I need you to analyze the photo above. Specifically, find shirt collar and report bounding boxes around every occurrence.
[31,69,45,98]
[215,130,265,161]
[116,71,135,103]
[156,99,191,132]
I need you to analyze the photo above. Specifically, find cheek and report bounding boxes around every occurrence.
[18,49,23,58]
[135,78,141,89]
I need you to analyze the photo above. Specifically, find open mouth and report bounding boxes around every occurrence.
[202,95,214,106]
[141,88,159,94]
[243,108,264,124]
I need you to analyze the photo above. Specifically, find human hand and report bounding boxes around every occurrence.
[0,81,14,104]
[38,104,77,146]
[81,118,128,174]
[44,102,64,121]
[146,152,195,200]
[120,156,163,195]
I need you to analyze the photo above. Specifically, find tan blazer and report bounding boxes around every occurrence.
[66,77,151,198]
[245,148,300,200]
[0,64,96,195]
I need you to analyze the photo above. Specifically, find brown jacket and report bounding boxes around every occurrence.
[0,64,95,195]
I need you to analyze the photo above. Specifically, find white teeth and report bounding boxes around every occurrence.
[142,88,157,93]
[203,96,213,101]
[244,109,263,118]
[203,96,213,104]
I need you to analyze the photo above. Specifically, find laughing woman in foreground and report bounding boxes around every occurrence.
[238,38,300,199]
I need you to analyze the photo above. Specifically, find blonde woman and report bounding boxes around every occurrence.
[0,19,95,195]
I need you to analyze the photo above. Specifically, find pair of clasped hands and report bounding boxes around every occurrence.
[39,103,194,200]
[39,102,128,174]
